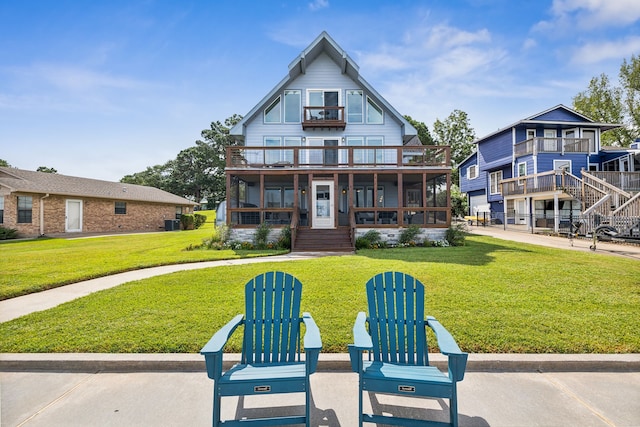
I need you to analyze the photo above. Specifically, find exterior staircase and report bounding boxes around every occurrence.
[293,227,353,252]
[564,170,640,237]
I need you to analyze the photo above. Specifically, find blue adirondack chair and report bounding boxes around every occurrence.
[200,271,322,427]
[348,272,468,427]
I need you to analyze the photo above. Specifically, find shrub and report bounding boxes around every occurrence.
[0,226,18,240]
[399,225,421,245]
[194,213,207,229]
[180,214,193,230]
[253,222,271,249]
[355,230,383,249]
[445,223,467,246]
[276,226,291,250]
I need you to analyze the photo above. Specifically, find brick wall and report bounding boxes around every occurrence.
[1,192,191,237]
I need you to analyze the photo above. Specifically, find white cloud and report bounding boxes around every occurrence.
[570,36,640,65]
[308,0,329,12]
[541,0,640,29]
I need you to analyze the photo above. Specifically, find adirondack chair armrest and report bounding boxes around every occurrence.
[427,316,468,382]
[200,313,244,379]
[302,312,322,373]
[349,312,373,373]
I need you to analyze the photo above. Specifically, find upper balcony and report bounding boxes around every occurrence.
[514,137,593,157]
[302,106,346,130]
[227,145,450,169]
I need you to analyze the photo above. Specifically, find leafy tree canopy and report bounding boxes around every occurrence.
[404,115,434,145]
[36,166,57,173]
[573,55,640,147]
[0,159,10,167]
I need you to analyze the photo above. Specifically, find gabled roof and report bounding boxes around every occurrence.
[0,167,196,205]
[230,31,417,143]
[474,104,622,144]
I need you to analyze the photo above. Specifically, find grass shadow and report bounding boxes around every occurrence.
[356,235,533,266]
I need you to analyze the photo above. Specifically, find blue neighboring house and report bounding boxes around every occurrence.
[459,105,640,237]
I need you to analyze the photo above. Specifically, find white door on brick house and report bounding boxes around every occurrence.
[66,199,83,232]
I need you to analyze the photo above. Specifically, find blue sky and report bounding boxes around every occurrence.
[1,0,639,182]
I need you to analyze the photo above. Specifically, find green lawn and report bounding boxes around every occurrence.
[1,235,638,354]
[0,211,285,300]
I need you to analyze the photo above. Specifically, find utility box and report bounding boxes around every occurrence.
[164,219,181,231]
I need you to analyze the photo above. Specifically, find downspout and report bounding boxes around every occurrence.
[40,194,50,236]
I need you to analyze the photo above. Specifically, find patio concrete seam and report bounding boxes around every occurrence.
[1,353,639,373]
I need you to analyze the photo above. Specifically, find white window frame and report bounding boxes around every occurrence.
[284,90,301,123]
[467,164,478,180]
[582,129,597,153]
[489,170,503,195]
[264,137,282,164]
[346,90,363,123]
[366,96,383,124]
[554,159,572,172]
[0,196,4,224]
[543,129,557,151]
[526,129,536,140]
[517,162,527,186]
[264,96,281,123]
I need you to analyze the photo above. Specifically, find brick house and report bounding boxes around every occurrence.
[0,167,197,237]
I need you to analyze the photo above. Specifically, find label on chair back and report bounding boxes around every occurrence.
[254,385,271,392]
[398,385,415,393]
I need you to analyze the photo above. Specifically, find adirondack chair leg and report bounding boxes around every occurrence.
[212,386,221,427]
[305,375,311,427]
[450,383,458,427]
[358,374,364,427]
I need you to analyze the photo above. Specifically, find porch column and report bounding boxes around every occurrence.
[259,174,265,224]
[553,194,560,233]
[397,172,403,226]
[526,196,532,232]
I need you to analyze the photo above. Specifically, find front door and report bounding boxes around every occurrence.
[312,180,334,228]
[66,199,83,232]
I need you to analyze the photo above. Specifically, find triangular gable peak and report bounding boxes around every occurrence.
[230,31,416,141]
[524,104,594,123]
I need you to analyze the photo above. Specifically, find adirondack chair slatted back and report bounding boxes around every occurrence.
[366,271,429,365]
[242,271,302,364]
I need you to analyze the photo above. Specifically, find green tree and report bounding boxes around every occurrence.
[432,110,476,186]
[572,74,626,146]
[0,159,10,167]
[404,115,434,145]
[619,55,640,144]
[195,114,243,204]
[573,55,640,147]
[36,166,58,173]
[121,164,171,188]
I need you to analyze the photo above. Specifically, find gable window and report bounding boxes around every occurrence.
[489,171,502,195]
[17,196,32,223]
[467,165,478,180]
[284,90,301,123]
[115,201,127,215]
[0,196,4,223]
[526,129,536,140]
[264,96,281,123]
[366,96,383,124]
[346,90,363,123]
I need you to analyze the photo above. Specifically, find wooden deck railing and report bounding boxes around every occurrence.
[590,171,640,192]
[227,145,450,168]
[513,137,592,156]
[302,106,345,130]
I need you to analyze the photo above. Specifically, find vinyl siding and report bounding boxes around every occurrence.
[243,53,404,147]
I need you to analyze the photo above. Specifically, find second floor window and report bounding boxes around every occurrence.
[489,171,503,195]
[284,90,300,123]
[467,165,478,180]
[346,90,363,123]
[366,96,383,124]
